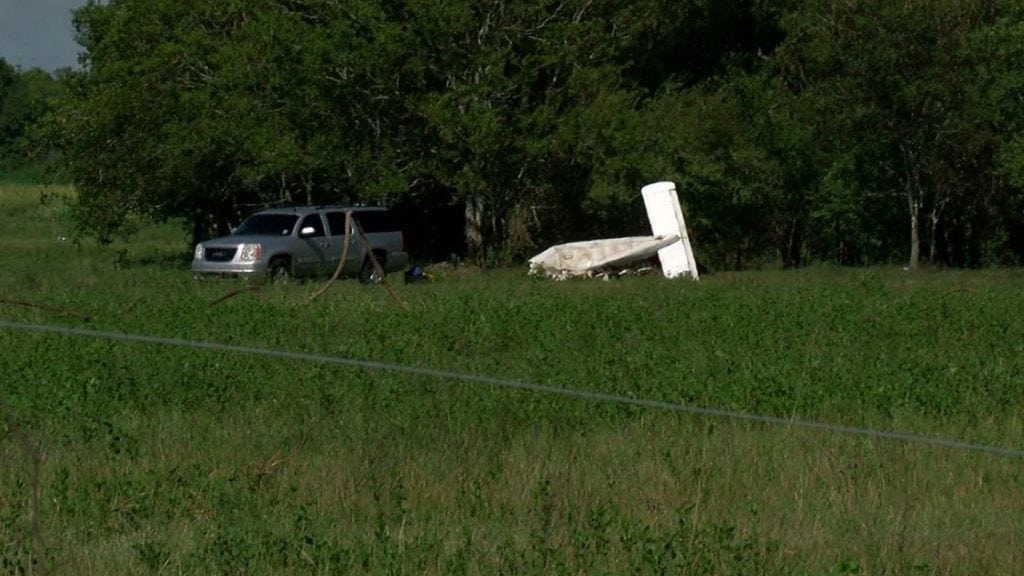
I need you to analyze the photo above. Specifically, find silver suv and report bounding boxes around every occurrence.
[191,206,409,283]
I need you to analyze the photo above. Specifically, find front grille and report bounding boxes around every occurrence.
[205,247,237,262]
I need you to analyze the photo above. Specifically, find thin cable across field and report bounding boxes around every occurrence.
[3,319,1023,458]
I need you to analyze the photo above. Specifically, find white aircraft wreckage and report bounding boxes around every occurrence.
[528,181,699,281]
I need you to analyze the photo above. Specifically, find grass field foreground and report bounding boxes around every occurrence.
[2,183,1023,574]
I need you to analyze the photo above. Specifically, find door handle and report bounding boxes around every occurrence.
[320,242,330,248]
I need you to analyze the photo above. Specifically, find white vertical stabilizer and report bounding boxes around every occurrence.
[641,181,699,280]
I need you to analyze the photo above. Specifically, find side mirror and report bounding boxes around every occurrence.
[299,226,317,237]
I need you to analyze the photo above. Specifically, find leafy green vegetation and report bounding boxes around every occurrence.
[3,185,1023,574]
[23,0,1018,269]
[0,58,66,184]
[6,2,1024,572]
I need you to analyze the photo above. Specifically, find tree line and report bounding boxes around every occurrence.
[0,58,66,180]
[5,0,1024,269]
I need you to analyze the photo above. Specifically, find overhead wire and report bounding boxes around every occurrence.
[2,319,1023,458]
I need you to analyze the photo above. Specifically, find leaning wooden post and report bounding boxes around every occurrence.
[309,211,353,301]
[352,218,409,309]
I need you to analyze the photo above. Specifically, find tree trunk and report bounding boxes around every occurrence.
[928,198,949,265]
[465,196,486,263]
[781,218,803,268]
[901,144,923,271]
[928,207,940,265]
[192,207,206,249]
[908,194,921,270]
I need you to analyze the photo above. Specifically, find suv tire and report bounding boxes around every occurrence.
[268,258,291,283]
[359,255,386,284]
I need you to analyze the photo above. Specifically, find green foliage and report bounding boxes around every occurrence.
[54,0,798,262]
[29,0,1024,267]
[61,0,415,244]
[3,184,1024,574]
[0,57,65,182]
[770,0,1024,268]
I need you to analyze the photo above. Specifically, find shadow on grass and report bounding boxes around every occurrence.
[114,250,193,271]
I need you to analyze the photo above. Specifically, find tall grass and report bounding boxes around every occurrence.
[2,185,1023,574]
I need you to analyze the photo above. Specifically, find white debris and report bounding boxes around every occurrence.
[528,235,679,280]
[641,181,699,280]
[528,181,699,280]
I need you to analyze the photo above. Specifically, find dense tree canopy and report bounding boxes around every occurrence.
[0,57,65,178]
[30,0,1024,268]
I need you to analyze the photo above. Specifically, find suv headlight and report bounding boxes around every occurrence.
[238,243,262,262]
[193,244,203,260]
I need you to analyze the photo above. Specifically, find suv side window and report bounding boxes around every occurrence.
[325,211,350,237]
[354,210,398,233]
[299,213,325,237]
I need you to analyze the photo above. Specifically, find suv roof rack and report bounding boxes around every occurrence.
[254,204,389,213]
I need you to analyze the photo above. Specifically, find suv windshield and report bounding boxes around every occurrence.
[234,214,299,237]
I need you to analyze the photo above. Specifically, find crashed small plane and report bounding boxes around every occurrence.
[528,181,699,280]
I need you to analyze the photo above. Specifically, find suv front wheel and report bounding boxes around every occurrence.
[268,257,291,283]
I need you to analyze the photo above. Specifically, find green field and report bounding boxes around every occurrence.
[2,183,1023,574]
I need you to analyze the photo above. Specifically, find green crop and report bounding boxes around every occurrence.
[2,184,1023,574]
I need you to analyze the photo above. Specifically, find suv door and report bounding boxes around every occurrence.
[295,213,329,275]
[324,210,364,274]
